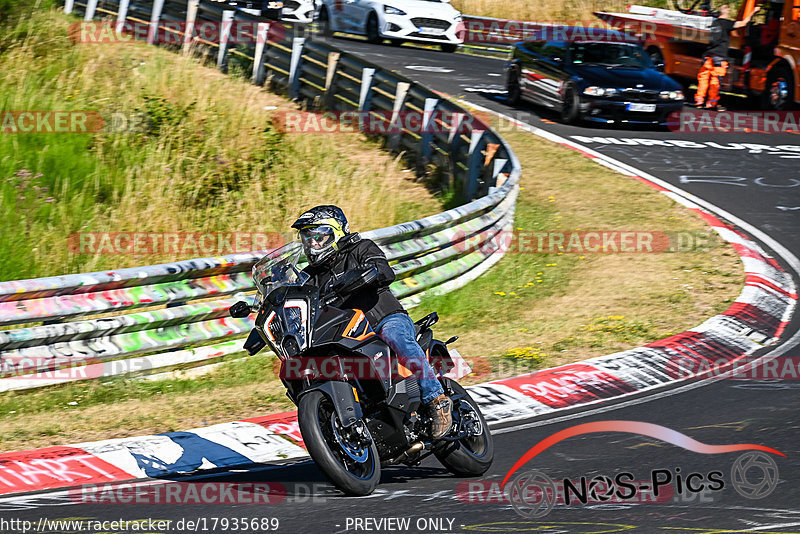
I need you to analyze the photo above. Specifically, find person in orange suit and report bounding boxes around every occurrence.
[695,3,761,110]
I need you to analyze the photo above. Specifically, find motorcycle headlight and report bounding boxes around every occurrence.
[283,302,308,349]
[660,90,683,100]
[384,5,406,15]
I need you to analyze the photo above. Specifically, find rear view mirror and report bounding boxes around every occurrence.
[229,301,252,318]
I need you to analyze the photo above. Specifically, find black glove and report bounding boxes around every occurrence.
[329,265,378,295]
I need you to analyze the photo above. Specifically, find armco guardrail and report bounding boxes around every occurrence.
[0,0,520,390]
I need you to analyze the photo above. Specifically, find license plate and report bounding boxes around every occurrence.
[418,27,446,36]
[627,103,656,112]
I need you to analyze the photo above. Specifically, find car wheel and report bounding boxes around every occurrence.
[318,6,332,38]
[389,39,404,47]
[506,68,521,106]
[561,84,581,124]
[440,43,458,53]
[762,66,794,110]
[366,12,381,43]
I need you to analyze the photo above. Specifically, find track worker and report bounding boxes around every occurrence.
[694,3,761,110]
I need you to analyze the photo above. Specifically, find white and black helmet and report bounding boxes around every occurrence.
[291,205,350,265]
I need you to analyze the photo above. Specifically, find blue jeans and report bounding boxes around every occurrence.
[374,313,444,405]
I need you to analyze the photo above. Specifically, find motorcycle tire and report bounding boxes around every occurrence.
[434,379,494,476]
[298,390,381,496]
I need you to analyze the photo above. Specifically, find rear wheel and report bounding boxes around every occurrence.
[318,7,332,38]
[762,66,794,110]
[298,390,381,496]
[434,379,494,476]
[365,12,381,43]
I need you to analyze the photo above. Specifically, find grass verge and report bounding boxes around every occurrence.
[0,6,441,281]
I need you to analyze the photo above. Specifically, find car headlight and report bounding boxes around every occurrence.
[584,86,618,97]
[384,5,406,15]
[660,90,683,100]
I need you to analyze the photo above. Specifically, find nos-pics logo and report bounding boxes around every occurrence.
[502,420,783,519]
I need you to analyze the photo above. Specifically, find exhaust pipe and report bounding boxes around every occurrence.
[389,441,424,464]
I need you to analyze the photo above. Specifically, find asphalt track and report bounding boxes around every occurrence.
[5,38,800,534]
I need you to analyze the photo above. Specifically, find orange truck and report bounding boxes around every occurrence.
[595,0,800,109]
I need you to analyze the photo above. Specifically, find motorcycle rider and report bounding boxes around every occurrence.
[291,205,453,439]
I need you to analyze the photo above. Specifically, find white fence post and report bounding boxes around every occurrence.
[358,68,375,111]
[466,130,486,200]
[84,0,98,20]
[252,22,271,85]
[217,10,235,72]
[445,113,466,193]
[64,0,75,14]
[420,97,439,163]
[388,82,411,151]
[182,0,200,54]
[116,0,131,33]
[323,51,341,107]
[447,113,465,146]
[147,0,166,45]
[288,37,305,99]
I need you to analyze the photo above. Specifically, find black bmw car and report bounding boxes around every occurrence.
[506,28,685,125]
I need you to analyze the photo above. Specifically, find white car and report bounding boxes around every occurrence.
[281,0,318,23]
[316,0,464,52]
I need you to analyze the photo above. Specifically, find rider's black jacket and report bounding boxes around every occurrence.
[302,233,406,328]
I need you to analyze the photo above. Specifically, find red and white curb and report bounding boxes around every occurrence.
[0,106,796,499]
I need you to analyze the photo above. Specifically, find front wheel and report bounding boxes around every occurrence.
[434,379,494,476]
[507,68,522,106]
[365,12,381,44]
[440,43,459,53]
[561,84,581,124]
[298,390,381,495]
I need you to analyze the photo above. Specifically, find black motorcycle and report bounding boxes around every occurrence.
[229,242,493,495]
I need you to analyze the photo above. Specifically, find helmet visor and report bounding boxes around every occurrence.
[299,225,336,252]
